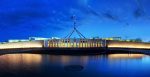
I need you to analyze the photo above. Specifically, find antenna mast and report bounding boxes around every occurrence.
[65,15,86,39]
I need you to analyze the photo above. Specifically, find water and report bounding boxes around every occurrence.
[0,53,150,77]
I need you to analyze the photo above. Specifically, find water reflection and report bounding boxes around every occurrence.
[108,54,145,59]
[64,65,84,71]
[0,54,150,77]
[45,55,89,66]
[0,54,42,65]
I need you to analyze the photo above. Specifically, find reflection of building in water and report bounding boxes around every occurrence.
[108,54,145,59]
[61,56,71,65]
[21,54,42,64]
[0,54,42,65]
[60,55,89,65]
[46,55,89,66]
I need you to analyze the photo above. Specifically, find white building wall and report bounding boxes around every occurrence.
[0,41,43,49]
[107,41,150,49]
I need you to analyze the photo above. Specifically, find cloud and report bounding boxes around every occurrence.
[133,8,144,18]
[133,0,150,19]
[101,10,122,22]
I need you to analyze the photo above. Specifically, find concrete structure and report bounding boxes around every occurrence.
[29,37,50,41]
[0,41,43,49]
[103,37,122,41]
[48,38,106,48]
[52,37,61,39]
[0,39,150,50]
[8,39,29,43]
[0,16,150,50]
[107,40,150,49]
[1,39,150,49]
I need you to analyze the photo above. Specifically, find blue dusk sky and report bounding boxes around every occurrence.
[0,0,150,42]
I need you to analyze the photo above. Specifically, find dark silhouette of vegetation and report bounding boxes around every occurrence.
[130,38,143,42]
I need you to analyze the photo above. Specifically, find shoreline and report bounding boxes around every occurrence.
[0,47,150,55]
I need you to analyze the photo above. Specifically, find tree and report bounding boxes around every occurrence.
[129,38,142,42]
[135,38,142,42]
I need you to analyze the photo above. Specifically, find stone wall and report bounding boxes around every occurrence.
[107,40,150,49]
[1,40,150,49]
[0,41,44,49]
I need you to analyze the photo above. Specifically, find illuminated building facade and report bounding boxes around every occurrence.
[0,16,150,50]
[48,38,106,48]
[47,16,106,48]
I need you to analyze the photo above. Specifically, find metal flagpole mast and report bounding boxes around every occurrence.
[64,15,86,39]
